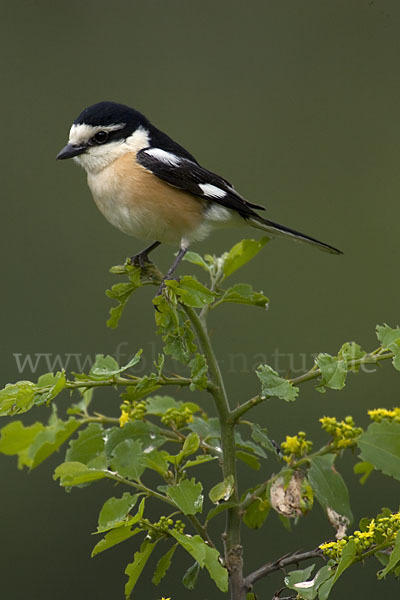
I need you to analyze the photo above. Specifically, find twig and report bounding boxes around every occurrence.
[244,548,324,589]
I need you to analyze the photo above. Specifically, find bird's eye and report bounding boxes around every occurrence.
[93,130,109,144]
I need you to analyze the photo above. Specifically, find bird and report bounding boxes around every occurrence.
[56,101,342,291]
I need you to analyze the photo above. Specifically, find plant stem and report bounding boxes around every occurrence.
[232,349,395,421]
[183,305,245,600]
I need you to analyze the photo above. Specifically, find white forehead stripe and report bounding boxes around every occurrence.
[144,148,181,166]
[68,122,126,145]
[199,183,227,198]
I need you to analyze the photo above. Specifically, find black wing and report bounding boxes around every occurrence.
[136,147,265,219]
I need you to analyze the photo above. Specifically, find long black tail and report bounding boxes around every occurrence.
[247,215,342,255]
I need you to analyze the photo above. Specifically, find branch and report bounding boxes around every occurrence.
[244,548,324,588]
[232,349,395,421]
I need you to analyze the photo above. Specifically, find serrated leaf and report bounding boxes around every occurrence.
[142,449,170,477]
[217,283,269,309]
[0,381,36,416]
[250,423,275,453]
[166,276,215,308]
[170,531,228,592]
[105,422,165,457]
[111,439,145,481]
[189,354,208,390]
[66,423,106,467]
[166,478,203,514]
[222,237,269,278]
[54,461,107,486]
[188,416,221,441]
[97,492,139,532]
[256,365,298,401]
[106,267,142,329]
[315,353,347,392]
[182,561,200,589]
[90,350,142,378]
[235,432,267,458]
[153,296,197,363]
[209,475,235,504]
[125,538,157,598]
[358,421,400,480]
[152,544,177,585]
[376,324,400,370]
[36,371,67,403]
[308,455,352,526]
[28,418,81,469]
[285,564,315,588]
[338,342,366,371]
[92,525,142,557]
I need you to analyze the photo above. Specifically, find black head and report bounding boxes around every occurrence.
[57,101,149,161]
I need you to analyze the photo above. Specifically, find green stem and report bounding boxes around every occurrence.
[232,349,395,421]
[183,305,244,600]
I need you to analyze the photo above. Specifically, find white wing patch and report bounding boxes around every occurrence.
[199,183,227,199]
[144,147,182,166]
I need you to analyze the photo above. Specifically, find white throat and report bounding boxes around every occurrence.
[69,124,150,174]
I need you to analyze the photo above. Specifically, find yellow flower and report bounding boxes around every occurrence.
[160,597,171,600]
[119,409,130,428]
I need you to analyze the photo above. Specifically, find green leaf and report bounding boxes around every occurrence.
[146,395,181,415]
[353,461,374,485]
[28,418,81,469]
[182,561,200,589]
[242,489,270,529]
[152,544,177,585]
[209,474,235,504]
[90,350,142,379]
[125,538,157,598]
[256,365,298,401]
[143,449,170,477]
[376,324,400,370]
[0,381,36,416]
[54,461,107,487]
[217,283,269,309]
[170,531,228,592]
[166,478,203,514]
[285,564,333,600]
[235,432,267,458]
[106,266,142,329]
[188,416,221,441]
[183,251,210,271]
[250,423,275,453]
[66,423,106,468]
[318,541,357,599]
[222,237,269,278]
[378,530,400,578]
[105,421,165,456]
[92,525,142,557]
[236,450,260,470]
[315,353,347,392]
[166,276,215,308]
[358,421,400,480]
[189,354,208,390]
[97,492,139,533]
[308,455,352,527]
[0,421,44,468]
[36,371,67,403]
[111,439,145,481]
[153,295,197,363]
[338,342,366,372]
[184,455,217,469]
[205,501,237,524]
[285,564,315,588]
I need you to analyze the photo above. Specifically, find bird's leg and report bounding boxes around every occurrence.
[156,246,188,296]
[130,241,161,268]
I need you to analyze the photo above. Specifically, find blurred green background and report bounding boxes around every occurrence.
[2,0,400,598]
